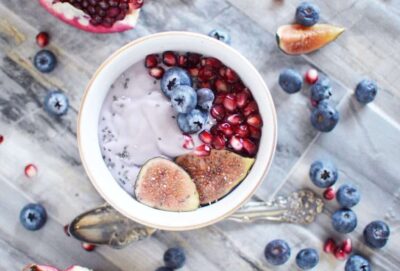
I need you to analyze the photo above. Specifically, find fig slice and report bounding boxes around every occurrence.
[23,264,60,271]
[175,150,255,204]
[276,24,345,55]
[135,158,200,212]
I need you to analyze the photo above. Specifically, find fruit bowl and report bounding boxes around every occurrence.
[78,32,277,230]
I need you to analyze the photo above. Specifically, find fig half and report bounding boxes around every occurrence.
[135,158,200,212]
[176,150,254,204]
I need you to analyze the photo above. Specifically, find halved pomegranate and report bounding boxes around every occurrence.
[39,0,142,33]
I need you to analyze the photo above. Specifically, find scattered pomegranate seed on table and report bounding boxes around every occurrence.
[323,238,337,253]
[36,32,49,48]
[334,247,347,260]
[0,134,4,144]
[341,238,352,254]
[305,68,319,84]
[24,164,38,178]
[81,242,96,252]
[323,187,336,200]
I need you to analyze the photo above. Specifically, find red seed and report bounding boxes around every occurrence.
[215,79,229,92]
[194,144,211,156]
[341,238,352,254]
[36,32,49,48]
[214,94,226,105]
[211,104,225,120]
[226,113,244,125]
[323,238,336,253]
[145,54,159,69]
[186,53,202,67]
[243,101,258,116]
[323,187,336,200]
[234,124,249,138]
[131,0,144,9]
[229,135,243,151]
[162,51,177,66]
[334,247,347,261]
[224,68,239,83]
[200,57,222,68]
[188,67,199,77]
[198,81,212,89]
[199,131,213,144]
[64,224,71,237]
[236,91,250,108]
[177,55,188,68]
[223,94,237,112]
[242,138,257,156]
[248,125,261,139]
[305,68,319,84]
[148,66,165,79]
[24,164,38,178]
[231,82,245,93]
[212,133,226,150]
[219,66,227,77]
[246,114,263,128]
[82,242,96,252]
[218,122,234,137]
[198,66,216,81]
[0,134,4,144]
[182,135,194,150]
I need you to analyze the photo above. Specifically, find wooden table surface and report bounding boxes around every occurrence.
[0,0,399,270]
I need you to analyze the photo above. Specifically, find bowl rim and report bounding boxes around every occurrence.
[77,31,277,230]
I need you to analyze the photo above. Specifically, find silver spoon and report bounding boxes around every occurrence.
[67,190,323,249]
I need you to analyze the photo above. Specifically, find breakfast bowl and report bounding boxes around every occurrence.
[78,31,277,231]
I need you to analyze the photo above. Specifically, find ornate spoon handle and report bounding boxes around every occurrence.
[68,190,323,248]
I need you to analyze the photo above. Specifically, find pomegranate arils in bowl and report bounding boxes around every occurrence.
[243,101,258,117]
[148,66,165,79]
[248,125,261,139]
[236,91,250,108]
[131,0,144,9]
[211,104,225,120]
[226,113,244,125]
[201,57,222,69]
[199,130,213,144]
[235,124,250,138]
[229,135,243,151]
[194,144,211,156]
[246,114,263,128]
[212,134,226,149]
[198,66,216,81]
[242,138,257,156]
[215,79,229,92]
[177,55,188,68]
[186,52,202,67]
[145,54,159,68]
[224,68,239,83]
[162,51,177,66]
[223,94,237,112]
[218,122,234,137]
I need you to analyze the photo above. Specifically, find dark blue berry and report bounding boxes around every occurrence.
[309,160,338,188]
[332,208,357,233]
[177,113,192,133]
[310,76,332,102]
[279,68,303,94]
[295,248,319,270]
[208,29,231,44]
[345,255,371,271]
[33,50,57,73]
[186,109,208,133]
[170,85,197,114]
[264,239,291,266]
[19,203,47,231]
[161,67,192,98]
[355,79,378,104]
[295,2,320,27]
[363,220,390,249]
[197,88,215,111]
[336,184,361,208]
[44,90,69,116]
[163,247,186,269]
[310,100,339,132]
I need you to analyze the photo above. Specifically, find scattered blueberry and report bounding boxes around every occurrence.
[295,248,319,270]
[310,76,332,102]
[310,100,339,132]
[161,67,192,98]
[295,2,320,27]
[19,203,47,231]
[33,50,57,73]
[208,29,231,44]
[332,208,357,233]
[163,247,186,269]
[345,255,371,271]
[186,109,208,133]
[336,184,361,208]
[155,267,174,271]
[363,220,390,249]
[279,68,303,94]
[264,239,291,266]
[44,90,69,116]
[197,88,215,111]
[309,160,338,188]
[171,85,197,114]
[355,79,378,104]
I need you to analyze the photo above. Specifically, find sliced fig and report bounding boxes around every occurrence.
[175,150,254,204]
[276,24,345,55]
[23,264,60,271]
[135,158,199,212]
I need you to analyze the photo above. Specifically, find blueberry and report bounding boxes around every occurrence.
[19,203,47,231]
[363,220,390,249]
[208,29,231,44]
[171,85,197,114]
[163,247,186,269]
[278,68,303,94]
[197,88,215,111]
[295,2,320,27]
[309,160,338,188]
[161,67,192,98]
[33,50,57,73]
[345,255,371,271]
[295,248,319,270]
[355,79,378,104]
[44,90,69,116]
[336,184,361,208]
[310,100,339,132]
[332,208,357,233]
[264,239,291,266]
[155,267,174,271]
[177,113,192,133]
[186,109,208,133]
[310,76,332,102]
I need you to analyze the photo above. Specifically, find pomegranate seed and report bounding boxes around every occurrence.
[186,53,202,67]
[215,79,229,92]
[229,136,243,151]
[162,51,177,66]
[334,247,347,261]
[82,242,96,252]
[246,114,263,128]
[198,66,216,81]
[210,125,219,135]
[182,135,194,150]
[200,57,222,68]
[194,144,211,156]
[148,66,165,79]
[0,134,4,144]
[305,68,319,84]
[230,82,245,93]
[199,131,213,144]
[323,187,336,200]
[219,66,226,77]
[211,104,225,120]
[64,224,71,237]
[224,68,239,83]
[36,32,49,48]
[227,113,244,125]
[212,133,226,150]
[249,125,261,139]
[177,55,188,68]
[341,238,352,254]
[234,124,249,138]
[214,94,226,105]
[236,91,250,108]
[223,94,237,112]
[218,122,234,137]
[131,0,144,9]
[243,101,258,116]
[199,81,212,89]
[323,238,336,253]
[24,164,37,178]
[145,54,159,69]
[188,67,199,77]
[242,138,257,156]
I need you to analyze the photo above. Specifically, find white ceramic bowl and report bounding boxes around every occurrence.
[78,31,277,231]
